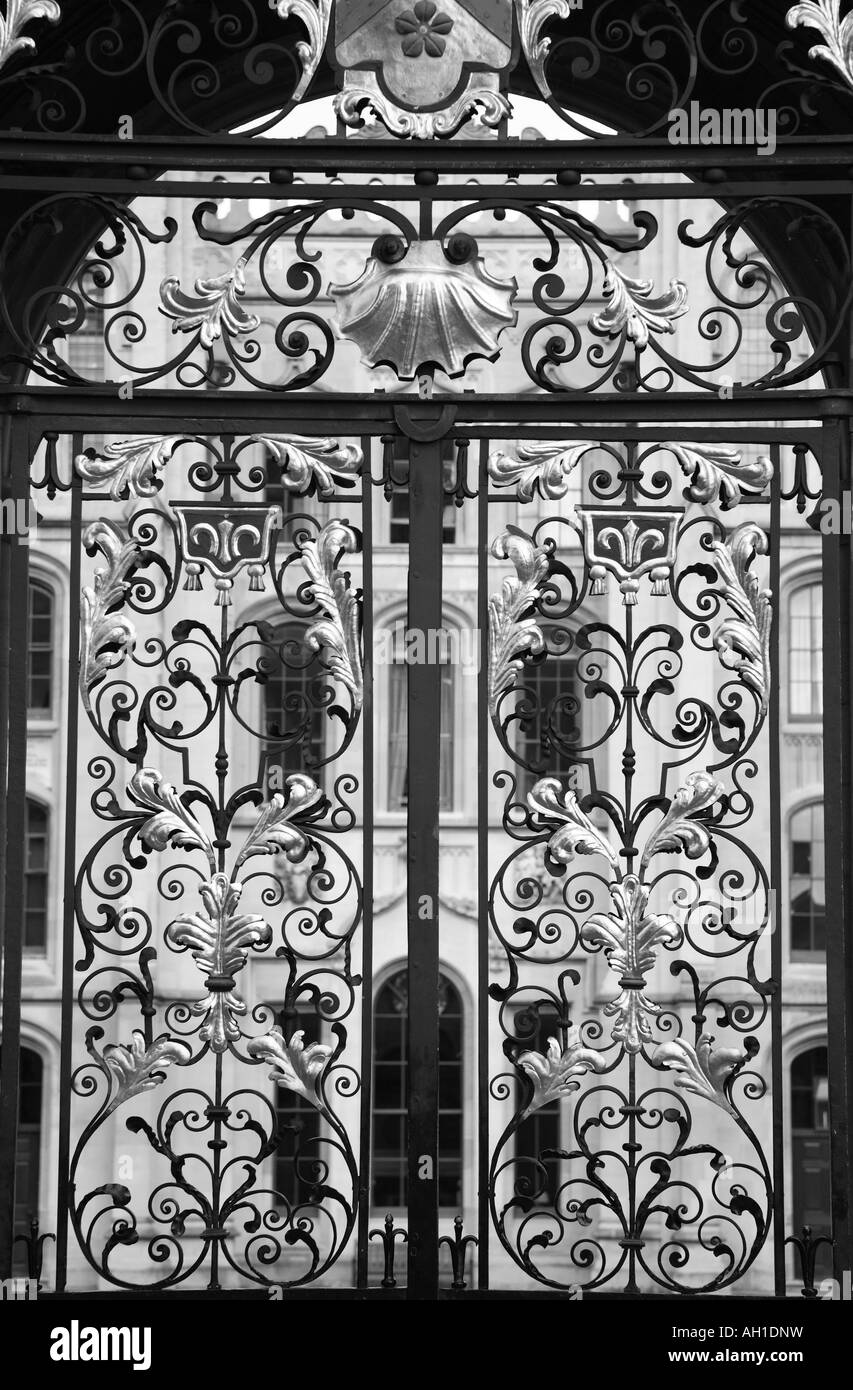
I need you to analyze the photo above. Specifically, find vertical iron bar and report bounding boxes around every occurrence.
[476,439,490,1291]
[356,433,374,1287]
[406,432,442,1300]
[54,440,82,1291]
[0,416,32,1277]
[769,442,785,1295]
[0,412,13,1007]
[820,417,853,1284]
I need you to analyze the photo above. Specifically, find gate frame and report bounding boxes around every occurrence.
[1,389,850,1297]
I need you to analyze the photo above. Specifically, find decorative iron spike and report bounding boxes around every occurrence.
[784,1225,834,1298]
[439,1216,478,1291]
[780,443,820,514]
[12,1217,55,1288]
[448,437,476,506]
[369,1213,408,1289]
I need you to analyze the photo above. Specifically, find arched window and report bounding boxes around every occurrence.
[372,969,463,1209]
[788,582,822,719]
[24,799,49,952]
[14,1047,43,1273]
[791,1046,831,1278]
[790,802,825,957]
[27,578,54,717]
[262,624,325,775]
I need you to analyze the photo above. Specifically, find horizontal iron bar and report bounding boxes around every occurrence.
[3,388,851,429]
[2,133,853,175]
[33,1287,801,1300]
[37,1287,407,1300]
[0,176,848,202]
[438,1291,814,1301]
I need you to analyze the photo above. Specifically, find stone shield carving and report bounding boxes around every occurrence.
[333,0,515,136]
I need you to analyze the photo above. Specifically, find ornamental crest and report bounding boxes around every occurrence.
[578,508,682,606]
[173,503,282,605]
[334,0,515,137]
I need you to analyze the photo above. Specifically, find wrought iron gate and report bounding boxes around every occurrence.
[0,0,852,1301]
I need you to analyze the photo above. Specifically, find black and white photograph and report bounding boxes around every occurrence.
[0,0,850,1368]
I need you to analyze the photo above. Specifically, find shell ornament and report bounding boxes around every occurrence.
[329,234,517,380]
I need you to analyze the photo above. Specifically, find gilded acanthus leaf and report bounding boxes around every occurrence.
[711,523,772,712]
[235,773,323,868]
[590,261,688,350]
[128,768,216,870]
[652,1033,746,1115]
[787,1,853,86]
[666,443,773,510]
[0,0,60,69]
[79,520,141,712]
[271,0,332,102]
[166,874,271,1053]
[528,777,619,866]
[517,0,575,95]
[75,435,184,500]
[254,435,362,498]
[160,257,260,348]
[247,1026,332,1110]
[488,528,548,713]
[640,771,725,873]
[96,1030,192,1115]
[296,520,363,708]
[518,1025,607,1118]
[487,440,594,502]
[581,875,682,1053]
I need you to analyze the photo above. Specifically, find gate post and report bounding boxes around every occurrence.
[399,404,453,1299]
[821,415,853,1285]
[0,415,32,1277]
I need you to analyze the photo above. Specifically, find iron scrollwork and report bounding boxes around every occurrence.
[66,432,366,1290]
[487,439,776,1293]
[1,184,846,396]
[0,0,852,140]
[0,0,329,135]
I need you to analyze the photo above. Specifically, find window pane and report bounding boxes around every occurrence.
[792,1048,828,1130]
[24,799,48,952]
[514,1010,562,1203]
[517,648,578,795]
[373,1114,404,1151]
[387,450,458,545]
[439,1062,462,1109]
[374,1014,404,1058]
[374,1063,402,1108]
[439,1113,462,1152]
[372,972,463,1209]
[790,802,825,955]
[263,625,324,772]
[27,580,53,715]
[437,1169,461,1206]
[274,1008,324,1206]
[788,584,822,718]
[387,656,455,811]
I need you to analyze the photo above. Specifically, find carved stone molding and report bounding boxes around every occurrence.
[332,1,514,138]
